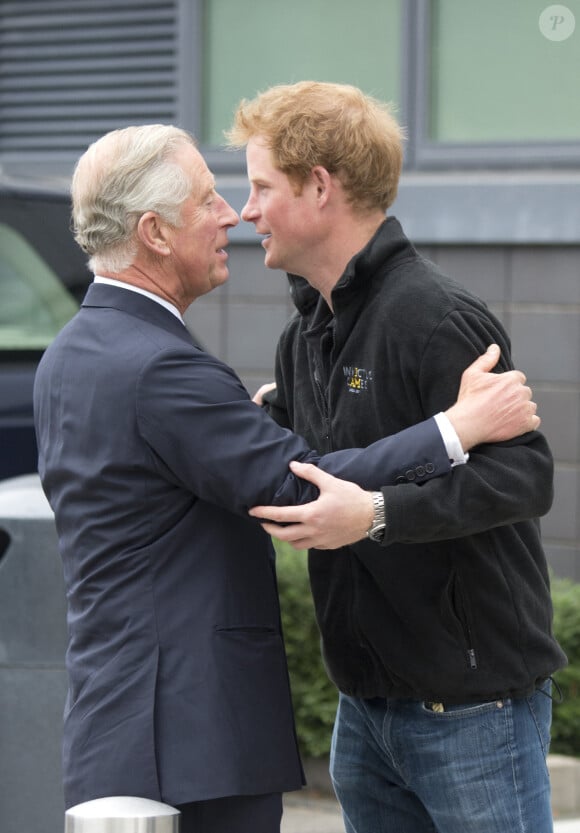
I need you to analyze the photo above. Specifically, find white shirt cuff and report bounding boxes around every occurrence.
[434,412,469,467]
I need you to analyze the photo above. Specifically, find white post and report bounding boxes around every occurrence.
[65,796,180,833]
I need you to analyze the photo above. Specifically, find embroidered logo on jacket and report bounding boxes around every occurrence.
[343,365,373,393]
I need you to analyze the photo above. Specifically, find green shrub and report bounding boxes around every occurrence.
[275,541,337,758]
[276,545,580,760]
[550,576,580,757]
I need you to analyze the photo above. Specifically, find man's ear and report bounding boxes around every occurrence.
[311,166,333,206]
[137,211,171,256]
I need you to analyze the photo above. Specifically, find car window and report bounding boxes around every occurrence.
[0,222,79,349]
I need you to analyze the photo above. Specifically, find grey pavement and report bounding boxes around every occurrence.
[282,793,343,833]
[281,792,580,833]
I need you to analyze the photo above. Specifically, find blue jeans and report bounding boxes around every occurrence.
[330,683,553,833]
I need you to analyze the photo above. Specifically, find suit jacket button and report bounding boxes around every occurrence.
[425,463,435,474]
[405,469,416,481]
[415,465,425,477]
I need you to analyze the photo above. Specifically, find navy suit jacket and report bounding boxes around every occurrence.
[33,283,449,808]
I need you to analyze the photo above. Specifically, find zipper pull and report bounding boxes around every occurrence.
[468,648,477,670]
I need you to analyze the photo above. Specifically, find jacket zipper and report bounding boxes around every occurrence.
[452,573,478,670]
[313,368,332,451]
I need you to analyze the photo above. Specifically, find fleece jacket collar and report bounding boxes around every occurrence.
[287,216,416,318]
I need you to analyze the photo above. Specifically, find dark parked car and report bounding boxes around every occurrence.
[0,173,92,481]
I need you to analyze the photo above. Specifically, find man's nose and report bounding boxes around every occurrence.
[241,197,257,223]
[219,194,239,227]
[227,205,240,227]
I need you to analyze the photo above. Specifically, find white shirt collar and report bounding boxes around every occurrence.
[93,276,185,324]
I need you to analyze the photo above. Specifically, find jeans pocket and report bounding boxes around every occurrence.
[526,680,552,755]
[422,699,505,719]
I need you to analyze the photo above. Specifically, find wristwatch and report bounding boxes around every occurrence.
[366,491,386,542]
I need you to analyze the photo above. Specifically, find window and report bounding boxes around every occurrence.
[431,0,580,142]
[410,0,580,167]
[202,0,401,147]
[0,223,78,349]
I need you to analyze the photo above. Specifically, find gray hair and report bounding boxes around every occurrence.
[71,124,196,273]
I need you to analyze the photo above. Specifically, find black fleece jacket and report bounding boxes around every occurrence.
[266,217,566,703]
